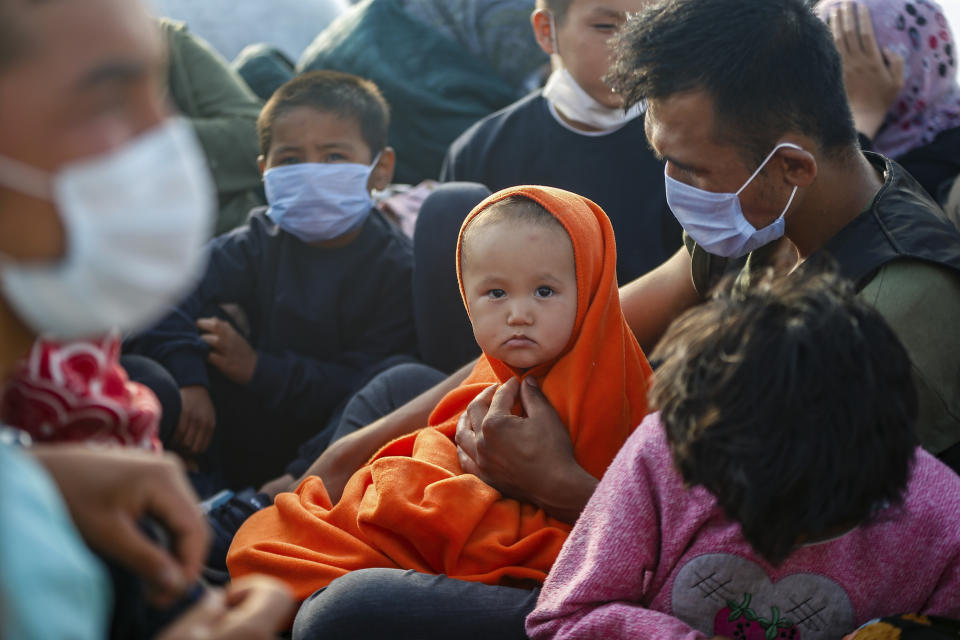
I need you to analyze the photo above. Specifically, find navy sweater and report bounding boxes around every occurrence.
[130,208,417,423]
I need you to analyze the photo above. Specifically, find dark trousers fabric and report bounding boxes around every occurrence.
[120,354,182,446]
[292,568,539,640]
[284,361,446,478]
[412,182,489,374]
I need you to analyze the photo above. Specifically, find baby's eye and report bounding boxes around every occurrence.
[535,286,555,298]
[486,289,506,299]
[592,23,618,33]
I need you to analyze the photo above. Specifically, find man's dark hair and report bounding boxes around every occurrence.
[650,267,918,565]
[257,70,390,157]
[606,0,858,163]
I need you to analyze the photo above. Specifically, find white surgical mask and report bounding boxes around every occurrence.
[665,142,802,258]
[541,13,643,132]
[264,155,379,244]
[0,118,215,339]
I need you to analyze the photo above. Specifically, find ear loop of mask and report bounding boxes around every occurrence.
[736,142,802,218]
[548,12,560,58]
[0,153,53,201]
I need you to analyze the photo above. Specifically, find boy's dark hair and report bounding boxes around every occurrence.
[605,0,857,164]
[257,70,390,157]
[650,267,918,565]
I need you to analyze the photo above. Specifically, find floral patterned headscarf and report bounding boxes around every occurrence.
[819,0,960,158]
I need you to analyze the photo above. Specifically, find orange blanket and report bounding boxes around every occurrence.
[227,185,652,600]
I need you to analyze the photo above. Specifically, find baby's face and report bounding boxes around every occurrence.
[461,218,577,370]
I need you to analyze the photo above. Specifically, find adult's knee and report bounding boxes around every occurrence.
[292,569,410,638]
[120,355,181,445]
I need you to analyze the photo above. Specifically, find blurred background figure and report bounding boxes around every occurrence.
[146,0,348,61]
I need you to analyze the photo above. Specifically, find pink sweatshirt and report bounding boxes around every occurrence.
[527,413,960,640]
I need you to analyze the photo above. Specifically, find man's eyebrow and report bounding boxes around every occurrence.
[74,60,149,92]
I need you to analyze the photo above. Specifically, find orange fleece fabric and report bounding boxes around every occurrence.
[227,185,653,600]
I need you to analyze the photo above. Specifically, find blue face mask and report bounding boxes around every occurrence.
[264,154,380,243]
[664,142,802,258]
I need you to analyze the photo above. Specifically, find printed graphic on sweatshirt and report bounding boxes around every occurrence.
[671,553,855,640]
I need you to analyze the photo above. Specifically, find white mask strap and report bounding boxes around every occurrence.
[735,142,803,196]
[0,153,52,201]
[548,12,560,57]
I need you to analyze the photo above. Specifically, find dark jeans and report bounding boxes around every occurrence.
[284,361,446,478]
[119,354,181,445]
[292,568,539,640]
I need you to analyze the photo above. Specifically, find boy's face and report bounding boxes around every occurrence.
[259,105,391,191]
[535,0,652,108]
[461,217,578,370]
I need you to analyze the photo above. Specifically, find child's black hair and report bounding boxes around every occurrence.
[650,266,918,564]
[257,70,389,158]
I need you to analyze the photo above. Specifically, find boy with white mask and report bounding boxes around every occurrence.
[129,70,417,491]
[440,0,678,284]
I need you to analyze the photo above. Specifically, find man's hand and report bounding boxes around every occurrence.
[197,316,257,385]
[157,575,295,640]
[32,446,209,606]
[455,377,598,523]
[175,385,216,455]
[829,1,904,138]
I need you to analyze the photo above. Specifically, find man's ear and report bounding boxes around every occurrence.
[257,155,265,178]
[369,147,395,191]
[777,142,818,189]
[531,9,556,56]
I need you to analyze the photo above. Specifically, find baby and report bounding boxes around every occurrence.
[227,185,653,600]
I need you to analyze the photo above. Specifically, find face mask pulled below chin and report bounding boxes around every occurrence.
[264,157,378,243]
[0,118,215,340]
[664,142,802,258]
[540,13,643,132]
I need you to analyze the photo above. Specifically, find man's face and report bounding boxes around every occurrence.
[644,90,788,231]
[553,0,651,109]
[0,0,168,262]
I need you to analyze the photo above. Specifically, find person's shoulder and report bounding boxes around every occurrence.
[901,448,960,530]
[450,91,548,148]
[619,413,675,474]
[860,259,960,311]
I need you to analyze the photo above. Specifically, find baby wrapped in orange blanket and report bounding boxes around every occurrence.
[227,185,653,600]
